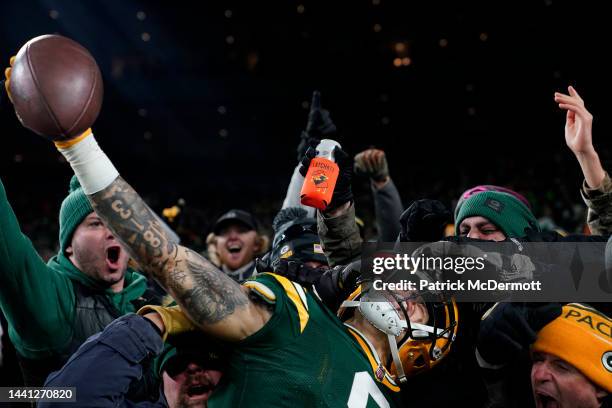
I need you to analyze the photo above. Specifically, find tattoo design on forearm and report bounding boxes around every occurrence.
[90,177,248,324]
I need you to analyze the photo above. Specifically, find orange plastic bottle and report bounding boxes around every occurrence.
[300,139,341,210]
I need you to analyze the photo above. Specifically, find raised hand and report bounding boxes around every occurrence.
[555,86,593,155]
[555,86,605,189]
[296,91,337,161]
[354,148,390,184]
[298,145,353,212]
[305,91,336,138]
[399,199,451,242]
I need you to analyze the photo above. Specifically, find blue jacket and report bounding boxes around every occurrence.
[40,313,166,407]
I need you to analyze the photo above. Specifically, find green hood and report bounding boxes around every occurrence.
[47,253,148,313]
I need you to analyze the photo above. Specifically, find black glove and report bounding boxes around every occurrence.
[270,259,361,311]
[328,260,361,298]
[299,146,353,212]
[314,261,361,311]
[399,199,451,242]
[477,302,562,367]
[255,254,273,273]
[296,91,337,161]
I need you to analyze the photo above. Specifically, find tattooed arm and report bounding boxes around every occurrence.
[90,176,271,341]
[47,129,268,339]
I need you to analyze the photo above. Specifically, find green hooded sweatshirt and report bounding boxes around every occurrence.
[0,178,148,359]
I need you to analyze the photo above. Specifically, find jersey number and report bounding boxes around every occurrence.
[347,372,390,408]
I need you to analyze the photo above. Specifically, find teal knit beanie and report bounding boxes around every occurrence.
[59,175,93,254]
[455,191,540,238]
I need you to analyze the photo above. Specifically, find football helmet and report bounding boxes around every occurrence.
[339,282,458,383]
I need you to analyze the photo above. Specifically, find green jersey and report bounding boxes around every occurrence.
[208,273,401,408]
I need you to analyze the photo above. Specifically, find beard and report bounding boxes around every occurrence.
[174,373,216,408]
[176,400,207,408]
[71,245,127,288]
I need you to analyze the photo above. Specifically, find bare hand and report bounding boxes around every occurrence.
[554,86,605,189]
[354,148,390,185]
[554,86,594,155]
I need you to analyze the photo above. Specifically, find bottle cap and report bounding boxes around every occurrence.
[316,139,341,162]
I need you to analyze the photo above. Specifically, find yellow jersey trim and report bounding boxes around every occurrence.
[265,273,310,333]
[345,325,400,392]
[243,281,277,303]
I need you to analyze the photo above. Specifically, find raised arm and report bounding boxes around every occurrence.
[3,52,269,341]
[0,177,75,358]
[555,86,605,189]
[283,91,336,217]
[298,146,362,266]
[555,86,612,234]
[354,148,403,241]
[49,129,269,341]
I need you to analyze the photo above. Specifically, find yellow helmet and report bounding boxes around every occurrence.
[339,283,458,383]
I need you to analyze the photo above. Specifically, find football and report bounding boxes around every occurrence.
[8,34,103,140]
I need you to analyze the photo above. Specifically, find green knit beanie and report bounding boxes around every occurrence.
[455,191,540,238]
[59,175,93,254]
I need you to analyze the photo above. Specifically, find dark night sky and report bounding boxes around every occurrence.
[0,0,610,232]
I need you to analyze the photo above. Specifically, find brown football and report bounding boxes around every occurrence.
[9,34,103,140]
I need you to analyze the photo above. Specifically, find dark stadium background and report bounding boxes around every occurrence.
[0,0,610,254]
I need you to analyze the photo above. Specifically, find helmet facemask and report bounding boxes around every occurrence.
[341,284,458,384]
[390,291,458,381]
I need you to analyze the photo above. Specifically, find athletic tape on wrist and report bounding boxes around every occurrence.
[56,131,119,195]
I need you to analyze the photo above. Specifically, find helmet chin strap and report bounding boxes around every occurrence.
[388,333,407,384]
[342,297,451,384]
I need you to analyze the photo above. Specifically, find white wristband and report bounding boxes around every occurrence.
[56,131,119,195]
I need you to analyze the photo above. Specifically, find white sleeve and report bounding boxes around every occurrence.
[282,165,316,217]
[56,132,119,195]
